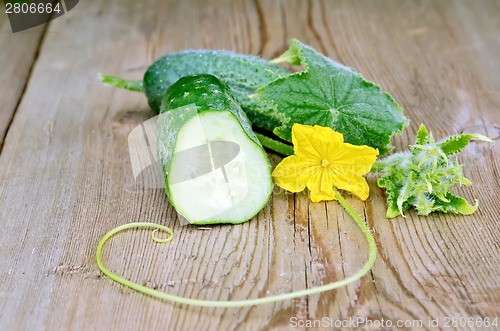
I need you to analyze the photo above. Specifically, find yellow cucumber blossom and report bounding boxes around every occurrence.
[272,124,379,202]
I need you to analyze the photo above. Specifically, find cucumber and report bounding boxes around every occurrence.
[157,74,273,224]
[100,50,290,133]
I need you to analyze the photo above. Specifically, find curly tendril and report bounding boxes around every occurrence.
[96,189,376,307]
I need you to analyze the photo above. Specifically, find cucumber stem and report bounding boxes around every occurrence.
[254,132,294,156]
[99,74,144,92]
[95,188,376,307]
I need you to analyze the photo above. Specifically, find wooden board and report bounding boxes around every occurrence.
[0,0,498,330]
[0,13,46,150]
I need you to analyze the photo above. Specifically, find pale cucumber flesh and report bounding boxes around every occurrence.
[167,111,272,224]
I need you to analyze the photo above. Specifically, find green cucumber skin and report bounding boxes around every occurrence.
[144,50,290,132]
[157,74,272,224]
[159,74,260,148]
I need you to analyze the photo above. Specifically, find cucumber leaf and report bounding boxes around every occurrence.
[256,39,409,155]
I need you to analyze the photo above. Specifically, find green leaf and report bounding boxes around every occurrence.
[257,39,409,155]
[438,133,493,156]
[386,205,401,218]
[397,179,412,216]
[433,193,478,215]
[416,123,429,144]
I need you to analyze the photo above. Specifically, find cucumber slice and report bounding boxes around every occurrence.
[157,75,272,224]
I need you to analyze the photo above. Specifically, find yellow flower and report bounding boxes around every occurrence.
[272,124,379,202]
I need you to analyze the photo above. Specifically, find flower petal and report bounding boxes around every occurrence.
[307,169,337,202]
[327,143,379,175]
[310,189,336,202]
[324,143,378,200]
[272,155,317,193]
[292,124,344,159]
[330,170,371,200]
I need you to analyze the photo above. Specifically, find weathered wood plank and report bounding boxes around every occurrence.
[306,0,500,325]
[0,0,498,330]
[0,14,46,150]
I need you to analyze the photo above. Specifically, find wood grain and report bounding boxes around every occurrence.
[0,0,498,330]
[0,13,46,150]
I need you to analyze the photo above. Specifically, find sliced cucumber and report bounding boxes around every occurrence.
[157,75,272,224]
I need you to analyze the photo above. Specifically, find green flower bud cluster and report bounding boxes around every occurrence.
[372,124,492,218]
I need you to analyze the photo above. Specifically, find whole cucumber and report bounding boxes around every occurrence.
[101,50,290,133]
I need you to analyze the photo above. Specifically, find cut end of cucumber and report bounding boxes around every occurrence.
[166,111,272,224]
